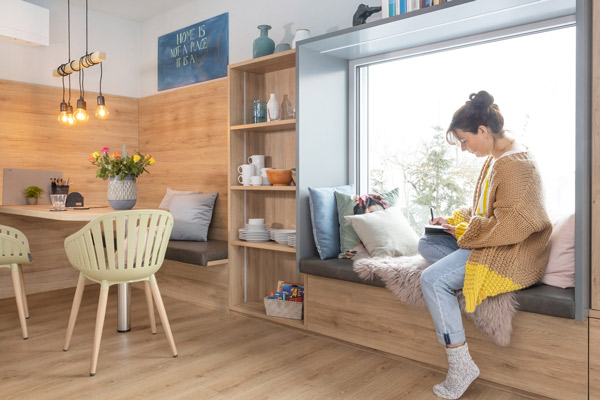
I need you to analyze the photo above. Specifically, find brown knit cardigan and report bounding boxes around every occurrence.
[447,152,552,313]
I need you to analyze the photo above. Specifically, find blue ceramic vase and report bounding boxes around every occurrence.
[253,25,275,58]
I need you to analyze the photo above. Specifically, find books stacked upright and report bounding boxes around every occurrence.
[381,0,448,18]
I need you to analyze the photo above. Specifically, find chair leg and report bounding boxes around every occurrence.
[10,264,28,339]
[90,282,109,377]
[149,275,178,357]
[144,281,157,334]
[64,273,86,351]
[18,265,29,319]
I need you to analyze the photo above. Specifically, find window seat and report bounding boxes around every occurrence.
[165,240,228,266]
[299,256,575,319]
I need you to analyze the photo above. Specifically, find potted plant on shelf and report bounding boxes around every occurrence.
[88,145,156,210]
[24,186,44,205]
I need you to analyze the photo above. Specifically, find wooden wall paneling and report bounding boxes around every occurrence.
[307,276,588,400]
[229,69,245,126]
[0,215,87,299]
[0,80,139,206]
[155,260,229,312]
[137,79,228,241]
[591,0,600,309]
[590,317,600,397]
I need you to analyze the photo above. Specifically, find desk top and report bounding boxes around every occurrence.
[0,204,115,221]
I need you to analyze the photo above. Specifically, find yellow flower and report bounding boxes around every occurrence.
[133,154,141,162]
[92,151,100,159]
[148,157,156,165]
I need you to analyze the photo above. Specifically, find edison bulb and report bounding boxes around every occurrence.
[74,98,89,122]
[66,104,76,126]
[58,101,68,124]
[96,95,109,120]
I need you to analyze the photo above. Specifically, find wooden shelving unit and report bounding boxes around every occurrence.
[228,50,305,328]
[230,120,296,133]
[230,185,296,191]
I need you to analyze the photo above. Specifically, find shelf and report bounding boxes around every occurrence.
[230,119,296,132]
[230,185,296,191]
[230,301,304,329]
[228,49,295,74]
[231,240,296,253]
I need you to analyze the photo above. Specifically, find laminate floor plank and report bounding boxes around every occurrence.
[0,286,533,400]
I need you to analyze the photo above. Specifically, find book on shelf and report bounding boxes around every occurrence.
[382,0,389,17]
[397,0,407,14]
[407,0,420,12]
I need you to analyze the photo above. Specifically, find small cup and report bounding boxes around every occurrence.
[237,175,251,186]
[248,155,265,165]
[260,167,273,177]
[249,176,262,186]
[50,194,67,211]
[238,164,255,175]
[248,218,265,225]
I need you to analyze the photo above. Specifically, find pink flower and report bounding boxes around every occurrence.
[101,147,110,154]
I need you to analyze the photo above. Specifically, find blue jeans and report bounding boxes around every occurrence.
[418,234,472,345]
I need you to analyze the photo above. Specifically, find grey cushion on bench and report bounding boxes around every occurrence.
[299,256,575,319]
[165,240,228,266]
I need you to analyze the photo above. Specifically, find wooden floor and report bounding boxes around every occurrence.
[0,287,538,400]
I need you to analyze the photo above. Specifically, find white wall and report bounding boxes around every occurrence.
[0,0,381,98]
[140,0,381,97]
[0,0,140,97]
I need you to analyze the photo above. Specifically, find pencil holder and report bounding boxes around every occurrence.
[51,183,69,195]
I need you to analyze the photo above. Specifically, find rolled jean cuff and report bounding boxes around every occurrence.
[436,329,466,346]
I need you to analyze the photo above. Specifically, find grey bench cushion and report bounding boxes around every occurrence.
[299,257,575,319]
[165,240,228,266]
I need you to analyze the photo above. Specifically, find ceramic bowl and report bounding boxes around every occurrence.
[266,169,292,186]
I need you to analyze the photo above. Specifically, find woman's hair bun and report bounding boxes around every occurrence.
[468,91,494,110]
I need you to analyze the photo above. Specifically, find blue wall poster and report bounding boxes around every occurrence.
[157,13,229,91]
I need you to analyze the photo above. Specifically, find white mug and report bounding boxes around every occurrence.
[248,155,265,165]
[262,176,272,186]
[260,167,273,177]
[249,176,262,186]
[238,164,255,176]
[237,175,251,186]
[248,218,264,225]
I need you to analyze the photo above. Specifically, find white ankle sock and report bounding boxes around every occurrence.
[433,343,480,399]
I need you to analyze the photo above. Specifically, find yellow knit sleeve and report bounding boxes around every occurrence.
[454,222,468,240]
[447,208,471,226]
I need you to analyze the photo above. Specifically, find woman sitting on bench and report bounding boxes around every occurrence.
[418,90,552,399]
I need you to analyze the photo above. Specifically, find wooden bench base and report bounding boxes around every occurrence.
[305,275,588,400]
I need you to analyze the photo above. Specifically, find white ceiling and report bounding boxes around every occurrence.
[54,0,195,22]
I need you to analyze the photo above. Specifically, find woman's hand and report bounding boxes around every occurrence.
[430,217,448,226]
[442,224,456,238]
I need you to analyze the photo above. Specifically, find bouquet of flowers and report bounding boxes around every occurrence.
[89,145,155,180]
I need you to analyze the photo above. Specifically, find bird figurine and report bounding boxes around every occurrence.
[353,4,383,26]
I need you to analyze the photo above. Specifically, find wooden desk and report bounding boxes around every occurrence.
[0,204,136,332]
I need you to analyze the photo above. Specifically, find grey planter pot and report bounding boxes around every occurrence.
[107,175,137,210]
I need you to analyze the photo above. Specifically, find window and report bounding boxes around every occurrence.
[356,26,576,233]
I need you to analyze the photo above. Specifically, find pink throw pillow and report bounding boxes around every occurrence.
[541,214,575,288]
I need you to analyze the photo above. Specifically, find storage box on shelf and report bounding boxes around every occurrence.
[228,49,305,328]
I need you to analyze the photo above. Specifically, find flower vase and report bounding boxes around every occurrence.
[253,25,275,59]
[107,175,137,210]
[267,93,279,122]
[280,94,293,120]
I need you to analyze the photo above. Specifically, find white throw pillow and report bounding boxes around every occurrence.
[541,214,575,288]
[158,188,200,209]
[344,206,419,258]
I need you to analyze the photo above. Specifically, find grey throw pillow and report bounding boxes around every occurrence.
[169,193,218,241]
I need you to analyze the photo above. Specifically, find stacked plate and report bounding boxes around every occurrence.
[271,229,296,245]
[239,223,270,242]
[287,234,296,248]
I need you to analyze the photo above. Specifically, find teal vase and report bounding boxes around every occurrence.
[253,25,275,58]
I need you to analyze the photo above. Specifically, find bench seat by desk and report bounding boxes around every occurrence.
[299,256,575,319]
[165,240,228,266]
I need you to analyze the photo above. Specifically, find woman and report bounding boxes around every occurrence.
[418,91,552,399]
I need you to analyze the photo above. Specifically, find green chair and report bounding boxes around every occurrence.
[63,210,178,376]
[0,225,31,340]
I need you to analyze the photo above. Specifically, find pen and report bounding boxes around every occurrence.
[430,207,434,222]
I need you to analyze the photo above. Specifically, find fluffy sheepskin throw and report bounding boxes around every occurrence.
[353,255,518,347]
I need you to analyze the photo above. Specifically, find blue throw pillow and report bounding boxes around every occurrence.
[169,192,218,241]
[308,184,355,259]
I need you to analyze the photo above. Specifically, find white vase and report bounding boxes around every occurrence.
[267,93,279,122]
[292,29,310,49]
[107,175,137,210]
